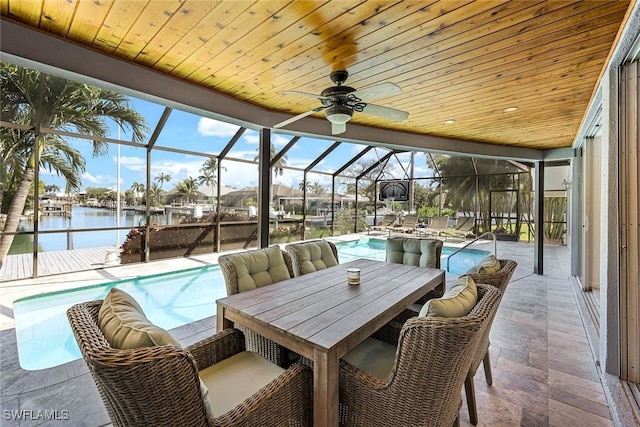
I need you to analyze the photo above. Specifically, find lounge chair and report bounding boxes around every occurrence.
[420,215,449,237]
[447,216,477,240]
[389,214,419,234]
[367,214,397,235]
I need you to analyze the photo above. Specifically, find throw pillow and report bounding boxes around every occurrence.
[98,288,215,419]
[465,254,501,275]
[419,276,477,317]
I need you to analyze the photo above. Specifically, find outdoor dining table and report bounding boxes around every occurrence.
[216,258,445,427]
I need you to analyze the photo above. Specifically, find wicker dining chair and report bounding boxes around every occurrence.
[339,284,502,427]
[459,258,518,425]
[67,300,313,427]
[218,246,295,366]
[386,236,445,303]
[285,239,339,277]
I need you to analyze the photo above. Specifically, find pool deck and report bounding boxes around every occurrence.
[1,235,634,426]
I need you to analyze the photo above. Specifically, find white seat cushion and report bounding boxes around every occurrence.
[342,337,396,379]
[199,351,285,416]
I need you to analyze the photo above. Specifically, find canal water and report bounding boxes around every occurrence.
[9,207,176,254]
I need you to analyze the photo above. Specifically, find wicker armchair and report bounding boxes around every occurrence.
[285,239,339,277]
[339,284,502,427]
[67,301,313,427]
[218,246,295,366]
[459,259,517,425]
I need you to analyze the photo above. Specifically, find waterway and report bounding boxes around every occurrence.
[9,207,175,254]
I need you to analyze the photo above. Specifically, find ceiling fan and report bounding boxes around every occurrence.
[273,70,409,135]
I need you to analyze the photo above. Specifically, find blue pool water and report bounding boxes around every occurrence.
[13,238,490,370]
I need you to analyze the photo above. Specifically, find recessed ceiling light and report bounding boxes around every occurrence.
[503,106,519,112]
[444,119,456,124]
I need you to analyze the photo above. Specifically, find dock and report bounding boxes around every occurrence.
[0,246,113,281]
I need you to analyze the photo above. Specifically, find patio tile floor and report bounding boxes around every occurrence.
[0,239,619,426]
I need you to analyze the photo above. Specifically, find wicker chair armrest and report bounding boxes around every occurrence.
[186,328,246,371]
[213,362,313,427]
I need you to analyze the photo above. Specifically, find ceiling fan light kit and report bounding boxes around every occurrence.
[274,70,409,135]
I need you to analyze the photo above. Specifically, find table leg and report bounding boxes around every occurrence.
[215,303,233,332]
[313,348,340,427]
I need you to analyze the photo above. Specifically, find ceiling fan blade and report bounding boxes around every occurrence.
[280,90,331,101]
[273,106,326,129]
[361,103,409,122]
[332,122,347,135]
[350,82,402,101]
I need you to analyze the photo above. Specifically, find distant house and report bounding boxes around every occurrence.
[221,184,304,208]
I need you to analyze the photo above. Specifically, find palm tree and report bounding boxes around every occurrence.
[0,63,147,266]
[177,177,199,203]
[148,182,163,206]
[311,181,326,196]
[154,172,171,189]
[254,144,287,176]
[130,182,145,207]
[298,181,312,193]
[44,184,61,194]
[197,157,225,202]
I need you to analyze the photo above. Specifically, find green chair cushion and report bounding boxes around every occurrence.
[98,287,181,349]
[227,246,291,292]
[386,237,439,268]
[291,240,338,275]
[419,276,477,318]
[465,254,501,275]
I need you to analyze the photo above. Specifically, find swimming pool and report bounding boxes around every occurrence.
[13,238,490,370]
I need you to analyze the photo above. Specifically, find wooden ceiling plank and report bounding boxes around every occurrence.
[114,0,186,61]
[249,0,452,90]
[151,1,247,73]
[208,0,395,93]
[195,0,340,89]
[92,0,149,53]
[174,1,294,81]
[252,0,490,99]
[342,1,620,94]
[67,0,114,44]
[392,42,614,110]
[40,0,76,36]
[395,57,607,111]
[263,0,579,110]
[134,1,222,67]
[422,62,609,112]
[5,0,42,26]
[216,0,404,94]
[167,0,261,77]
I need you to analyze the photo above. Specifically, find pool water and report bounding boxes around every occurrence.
[13,238,490,370]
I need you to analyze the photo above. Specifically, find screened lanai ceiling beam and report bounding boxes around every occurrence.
[358,151,396,181]
[333,146,374,177]
[305,141,341,173]
[271,136,299,168]
[218,127,246,160]
[428,153,441,178]
[146,107,172,151]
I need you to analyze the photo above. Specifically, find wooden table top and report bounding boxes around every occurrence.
[216,258,445,358]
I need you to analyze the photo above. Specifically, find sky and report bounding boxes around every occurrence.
[40,95,432,196]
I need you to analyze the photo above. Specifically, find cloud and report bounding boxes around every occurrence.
[197,118,240,137]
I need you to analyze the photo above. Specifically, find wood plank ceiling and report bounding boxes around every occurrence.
[0,0,632,150]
